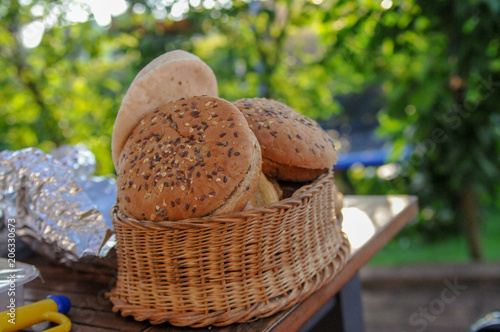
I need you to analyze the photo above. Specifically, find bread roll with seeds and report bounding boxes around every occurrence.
[116,96,261,221]
[232,98,338,182]
[112,50,218,170]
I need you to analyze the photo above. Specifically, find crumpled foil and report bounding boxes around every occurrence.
[0,145,116,271]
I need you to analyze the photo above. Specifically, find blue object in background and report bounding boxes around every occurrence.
[335,148,390,170]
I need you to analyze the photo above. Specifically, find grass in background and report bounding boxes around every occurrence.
[369,206,500,265]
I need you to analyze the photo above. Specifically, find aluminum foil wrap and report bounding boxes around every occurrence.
[0,145,116,271]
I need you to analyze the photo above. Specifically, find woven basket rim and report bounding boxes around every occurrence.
[111,168,333,227]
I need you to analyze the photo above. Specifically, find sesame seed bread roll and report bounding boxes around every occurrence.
[116,96,262,221]
[112,50,218,170]
[232,98,338,182]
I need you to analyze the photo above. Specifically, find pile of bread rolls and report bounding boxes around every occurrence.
[112,50,341,222]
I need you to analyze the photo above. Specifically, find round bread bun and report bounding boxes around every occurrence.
[232,98,338,182]
[247,173,281,209]
[112,50,218,170]
[116,95,262,221]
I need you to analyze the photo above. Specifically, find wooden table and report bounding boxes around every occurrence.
[22,195,418,332]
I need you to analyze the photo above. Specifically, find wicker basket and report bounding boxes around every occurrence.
[108,169,350,327]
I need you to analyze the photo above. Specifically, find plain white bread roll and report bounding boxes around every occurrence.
[131,50,200,84]
[111,50,218,170]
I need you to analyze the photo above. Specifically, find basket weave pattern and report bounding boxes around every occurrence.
[109,169,350,327]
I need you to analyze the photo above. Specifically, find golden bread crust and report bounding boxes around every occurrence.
[116,96,261,221]
[262,157,327,182]
[232,98,337,181]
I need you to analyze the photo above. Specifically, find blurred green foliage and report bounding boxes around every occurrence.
[1,0,499,259]
[339,0,500,259]
[1,0,370,174]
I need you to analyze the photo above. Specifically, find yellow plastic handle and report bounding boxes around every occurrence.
[40,312,71,332]
[0,299,71,332]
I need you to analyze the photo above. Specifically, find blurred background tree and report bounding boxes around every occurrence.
[342,0,500,261]
[1,0,499,261]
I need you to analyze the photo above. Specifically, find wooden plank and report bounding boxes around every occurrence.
[70,324,121,332]
[24,267,115,296]
[70,322,143,332]
[144,321,265,332]
[24,288,115,312]
[66,307,150,331]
